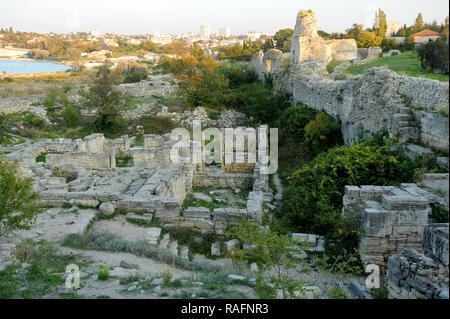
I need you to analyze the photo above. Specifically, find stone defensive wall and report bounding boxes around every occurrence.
[250,9,449,152]
[251,51,449,151]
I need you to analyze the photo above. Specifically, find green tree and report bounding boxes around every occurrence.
[417,37,449,74]
[229,220,311,299]
[346,24,363,40]
[0,157,43,237]
[302,112,343,155]
[414,13,424,32]
[262,38,275,51]
[373,9,387,38]
[404,35,417,50]
[81,65,123,130]
[274,28,293,53]
[66,47,81,61]
[357,30,383,48]
[62,103,80,127]
[191,43,206,60]
[381,38,400,51]
[122,62,149,83]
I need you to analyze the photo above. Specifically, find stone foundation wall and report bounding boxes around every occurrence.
[387,224,449,299]
[0,96,43,115]
[325,39,358,61]
[46,152,112,169]
[193,168,254,189]
[413,109,449,151]
[343,183,436,270]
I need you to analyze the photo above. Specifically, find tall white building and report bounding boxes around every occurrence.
[200,24,210,38]
[218,27,231,37]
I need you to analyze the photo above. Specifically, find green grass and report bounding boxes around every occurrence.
[97,267,111,281]
[0,240,88,299]
[118,96,153,111]
[327,59,345,74]
[181,194,224,212]
[346,51,449,82]
[62,232,225,273]
[116,156,133,168]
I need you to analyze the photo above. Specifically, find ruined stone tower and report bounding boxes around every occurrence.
[290,9,357,65]
[291,9,328,65]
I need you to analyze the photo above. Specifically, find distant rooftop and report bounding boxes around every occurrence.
[412,29,441,37]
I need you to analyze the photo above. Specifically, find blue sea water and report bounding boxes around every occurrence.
[0,59,71,74]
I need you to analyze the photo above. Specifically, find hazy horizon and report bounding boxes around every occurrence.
[0,0,449,36]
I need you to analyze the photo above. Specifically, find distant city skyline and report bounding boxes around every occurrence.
[0,0,448,36]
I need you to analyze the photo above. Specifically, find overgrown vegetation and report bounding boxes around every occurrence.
[0,240,86,298]
[276,133,429,267]
[62,232,241,275]
[160,53,291,125]
[277,105,343,179]
[0,157,43,238]
[417,38,449,75]
[229,220,313,299]
[80,64,125,131]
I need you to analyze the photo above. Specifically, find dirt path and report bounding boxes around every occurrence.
[58,246,193,279]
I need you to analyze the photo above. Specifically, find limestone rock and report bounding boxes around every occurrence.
[224,239,240,251]
[109,267,135,278]
[211,242,221,256]
[227,274,246,283]
[99,202,115,215]
[146,227,161,246]
[120,260,140,270]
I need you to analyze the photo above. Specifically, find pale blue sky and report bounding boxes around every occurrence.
[0,0,448,35]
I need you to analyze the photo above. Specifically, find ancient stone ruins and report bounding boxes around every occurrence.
[250,9,449,299]
[4,128,272,233]
[0,9,448,300]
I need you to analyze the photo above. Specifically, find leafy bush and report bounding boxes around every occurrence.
[22,112,45,128]
[277,105,343,176]
[97,267,110,281]
[278,105,316,141]
[281,135,417,236]
[0,114,8,140]
[0,158,43,238]
[430,205,449,223]
[381,38,400,52]
[0,240,79,298]
[122,63,149,83]
[302,112,343,156]
[417,38,449,74]
[62,103,80,127]
[231,82,291,126]
[217,63,258,88]
[438,106,449,117]
[43,88,68,108]
[179,71,230,109]
[137,116,177,135]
